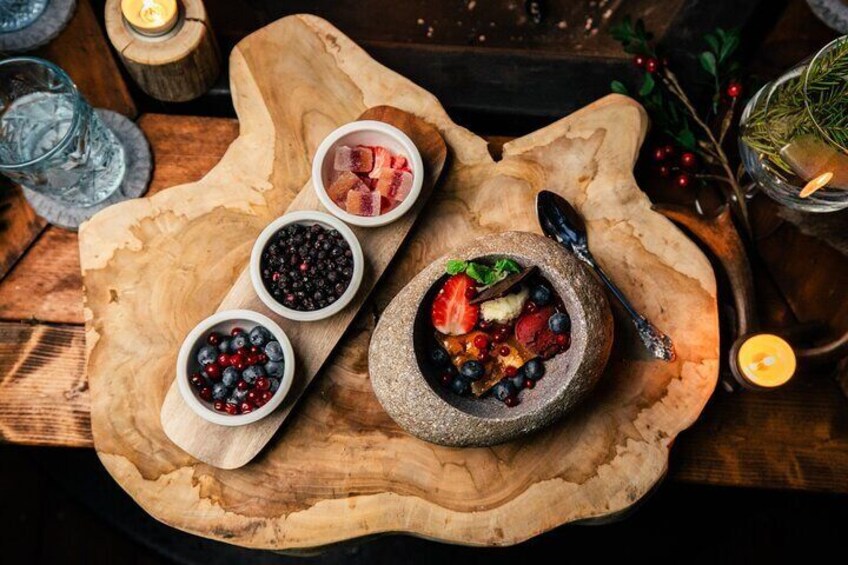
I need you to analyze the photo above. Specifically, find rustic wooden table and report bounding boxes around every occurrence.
[0,0,846,535]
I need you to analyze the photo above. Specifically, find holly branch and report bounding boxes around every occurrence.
[609,18,750,233]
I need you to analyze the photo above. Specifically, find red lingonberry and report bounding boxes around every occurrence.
[633,55,646,68]
[680,152,697,168]
[645,58,659,73]
[675,173,691,188]
[207,332,221,346]
[726,81,742,98]
[230,327,243,336]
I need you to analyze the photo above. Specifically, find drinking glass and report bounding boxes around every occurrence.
[0,0,48,32]
[0,57,126,207]
[739,36,848,213]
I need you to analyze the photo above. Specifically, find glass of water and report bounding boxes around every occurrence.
[0,0,48,32]
[0,57,126,207]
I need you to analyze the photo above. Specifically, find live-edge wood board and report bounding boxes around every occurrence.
[79,15,718,550]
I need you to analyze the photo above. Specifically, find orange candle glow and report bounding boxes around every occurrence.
[121,0,178,36]
[736,333,796,388]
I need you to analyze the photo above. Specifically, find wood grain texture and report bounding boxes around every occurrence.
[0,322,90,447]
[78,16,717,549]
[160,106,447,469]
[38,0,137,117]
[105,0,221,102]
[0,182,46,282]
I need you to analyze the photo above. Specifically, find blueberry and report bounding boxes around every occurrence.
[530,284,552,306]
[218,339,232,354]
[249,326,272,347]
[212,382,228,400]
[430,347,450,367]
[265,340,284,362]
[222,366,239,387]
[460,360,485,381]
[264,360,284,379]
[269,378,280,393]
[523,358,545,381]
[450,377,470,395]
[231,332,249,350]
[197,345,217,366]
[492,379,516,402]
[548,312,571,334]
[231,389,248,402]
[510,375,525,390]
[242,365,265,384]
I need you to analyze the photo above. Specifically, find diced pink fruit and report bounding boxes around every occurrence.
[346,189,381,216]
[327,171,367,204]
[334,145,373,173]
[369,147,394,178]
[375,169,413,202]
[392,155,409,171]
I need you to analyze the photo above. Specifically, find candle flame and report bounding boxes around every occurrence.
[800,171,833,198]
[139,0,167,25]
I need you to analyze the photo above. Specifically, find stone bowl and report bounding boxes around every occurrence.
[369,231,614,447]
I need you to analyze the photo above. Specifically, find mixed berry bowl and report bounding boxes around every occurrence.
[177,309,295,426]
[250,210,364,322]
[312,120,424,227]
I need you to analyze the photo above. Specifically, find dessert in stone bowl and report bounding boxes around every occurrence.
[369,231,613,447]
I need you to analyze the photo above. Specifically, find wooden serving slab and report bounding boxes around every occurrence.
[79,15,718,550]
[159,106,447,469]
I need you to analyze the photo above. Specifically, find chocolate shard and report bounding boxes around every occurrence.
[469,265,538,305]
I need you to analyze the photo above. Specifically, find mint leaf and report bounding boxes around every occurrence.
[610,80,629,95]
[494,258,521,274]
[639,72,655,96]
[445,259,468,275]
[466,262,494,285]
[699,52,717,77]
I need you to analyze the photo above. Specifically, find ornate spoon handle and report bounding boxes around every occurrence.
[574,246,676,362]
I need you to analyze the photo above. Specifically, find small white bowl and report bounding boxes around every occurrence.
[176,309,295,427]
[250,210,364,322]
[312,120,424,227]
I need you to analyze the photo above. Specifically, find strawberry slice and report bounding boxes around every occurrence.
[431,274,480,336]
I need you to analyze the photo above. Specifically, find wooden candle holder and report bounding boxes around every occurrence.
[104,0,220,102]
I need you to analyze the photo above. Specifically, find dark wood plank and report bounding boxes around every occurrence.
[0,182,47,281]
[0,322,90,448]
[38,0,137,117]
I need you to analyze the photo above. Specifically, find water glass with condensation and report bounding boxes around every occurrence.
[0,57,126,207]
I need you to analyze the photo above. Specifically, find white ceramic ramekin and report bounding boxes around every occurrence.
[249,210,364,322]
[176,309,295,426]
[311,120,424,227]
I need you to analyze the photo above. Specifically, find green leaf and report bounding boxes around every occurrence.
[676,127,696,150]
[699,51,717,77]
[466,262,494,285]
[610,80,629,95]
[719,34,740,63]
[705,33,720,55]
[639,72,655,96]
[494,258,521,274]
[445,260,467,275]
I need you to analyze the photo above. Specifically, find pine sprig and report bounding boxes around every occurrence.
[742,36,848,172]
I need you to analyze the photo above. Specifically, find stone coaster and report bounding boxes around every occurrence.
[23,110,152,230]
[807,0,848,33]
[0,0,77,52]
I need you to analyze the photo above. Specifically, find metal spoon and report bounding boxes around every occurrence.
[536,190,676,361]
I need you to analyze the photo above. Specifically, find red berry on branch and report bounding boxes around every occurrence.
[633,55,646,68]
[726,81,742,98]
[680,152,697,168]
[675,174,691,188]
[645,58,659,73]
[652,146,666,162]
[658,165,671,178]
[663,144,675,158]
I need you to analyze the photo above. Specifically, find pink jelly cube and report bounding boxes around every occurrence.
[334,145,373,173]
[327,171,367,204]
[346,189,381,216]
[392,155,409,171]
[375,169,413,202]
[369,146,394,178]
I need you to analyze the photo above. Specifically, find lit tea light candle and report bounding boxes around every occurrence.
[734,333,796,389]
[800,171,833,198]
[121,0,178,37]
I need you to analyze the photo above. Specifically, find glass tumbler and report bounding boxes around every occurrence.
[0,0,48,32]
[0,57,126,207]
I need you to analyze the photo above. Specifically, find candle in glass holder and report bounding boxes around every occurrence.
[121,0,178,36]
[735,333,796,389]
